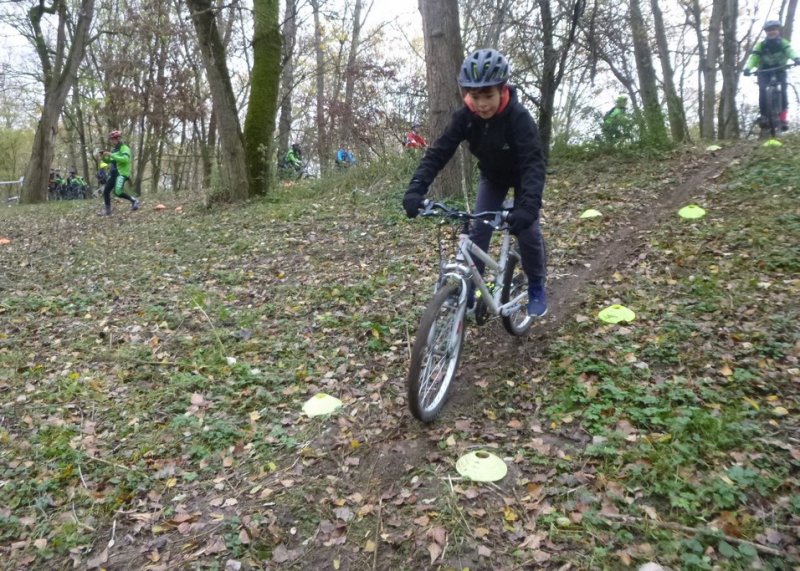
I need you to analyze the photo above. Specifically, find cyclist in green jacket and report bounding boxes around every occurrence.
[743,20,800,130]
[99,130,139,215]
[601,95,633,142]
[279,143,303,179]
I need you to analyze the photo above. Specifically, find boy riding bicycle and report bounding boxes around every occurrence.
[743,20,800,131]
[402,48,548,317]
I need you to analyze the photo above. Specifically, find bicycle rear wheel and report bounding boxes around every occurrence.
[407,283,466,422]
[501,252,534,336]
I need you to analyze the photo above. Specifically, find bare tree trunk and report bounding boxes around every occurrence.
[277,0,298,157]
[419,0,464,199]
[651,0,688,142]
[70,81,91,182]
[784,0,798,41]
[21,0,96,204]
[186,0,250,203]
[341,0,363,144]
[701,0,723,139]
[311,0,329,173]
[537,0,584,160]
[718,0,739,138]
[243,0,281,195]
[630,0,669,145]
[684,0,708,132]
[538,0,557,159]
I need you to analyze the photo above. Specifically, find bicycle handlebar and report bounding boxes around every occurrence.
[419,199,511,228]
[752,63,798,75]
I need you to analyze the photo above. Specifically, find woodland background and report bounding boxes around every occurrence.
[0,0,796,205]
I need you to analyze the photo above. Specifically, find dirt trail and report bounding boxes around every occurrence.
[437,143,754,422]
[94,142,758,570]
[542,143,752,332]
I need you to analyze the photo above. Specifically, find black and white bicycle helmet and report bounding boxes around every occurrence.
[763,19,782,30]
[458,49,510,88]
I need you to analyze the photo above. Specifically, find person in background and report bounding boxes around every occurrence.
[336,147,356,168]
[99,129,139,216]
[404,123,427,150]
[65,167,88,199]
[402,48,549,318]
[96,160,109,186]
[743,19,800,131]
[601,95,633,142]
[279,143,304,178]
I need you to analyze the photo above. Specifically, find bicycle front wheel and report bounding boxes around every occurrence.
[501,252,534,336]
[768,86,782,136]
[407,283,466,422]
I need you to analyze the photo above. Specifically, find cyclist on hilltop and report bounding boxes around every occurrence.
[601,95,633,142]
[744,20,800,131]
[99,129,139,216]
[402,48,549,317]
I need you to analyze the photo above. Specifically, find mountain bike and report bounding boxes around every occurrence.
[406,200,534,422]
[753,64,796,138]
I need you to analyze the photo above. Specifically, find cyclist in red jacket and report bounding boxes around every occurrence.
[404,123,427,149]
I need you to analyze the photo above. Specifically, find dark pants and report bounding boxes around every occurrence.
[470,176,547,285]
[758,70,788,116]
[103,171,134,208]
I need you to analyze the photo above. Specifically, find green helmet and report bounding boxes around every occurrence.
[616,95,628,106]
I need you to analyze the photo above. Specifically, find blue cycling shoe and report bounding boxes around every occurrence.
[527,283,548,317]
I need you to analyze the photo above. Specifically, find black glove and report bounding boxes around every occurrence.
[743,68,752,76]
[403,180,427,218]
[507,209,536,235]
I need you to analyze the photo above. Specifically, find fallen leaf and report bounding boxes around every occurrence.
[86,548,108,569]
[428,542,442,563]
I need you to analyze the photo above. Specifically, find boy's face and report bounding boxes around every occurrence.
[467,86,502,119]
[766,26,780,38]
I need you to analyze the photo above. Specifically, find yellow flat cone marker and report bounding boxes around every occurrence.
[763,139,783,147]
[456,450,507,482]
[598,304,636,324]
[678,204,706,219]
[302,393,342,417]
[705,144,722,152]
[580,209,602,219]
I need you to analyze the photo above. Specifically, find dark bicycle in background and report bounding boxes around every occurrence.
[752,63,797,139]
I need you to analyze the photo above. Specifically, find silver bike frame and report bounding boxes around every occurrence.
[439,219,527,318]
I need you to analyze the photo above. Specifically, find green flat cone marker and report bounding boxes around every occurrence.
[456,450,508,482]
[678,204,706,219]
[302,393,343,417]
[763,139,783,147]
[598,304,636,324]
[580,208,602,219]
[705,144,722,151]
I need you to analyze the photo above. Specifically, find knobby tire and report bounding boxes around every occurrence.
[407,284,466,422]
[768,85,782,138]
[501,252,534,336]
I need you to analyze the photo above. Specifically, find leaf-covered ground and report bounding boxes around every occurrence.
[1,140,798,570]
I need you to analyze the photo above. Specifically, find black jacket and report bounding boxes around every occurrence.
[409,85,546,214]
